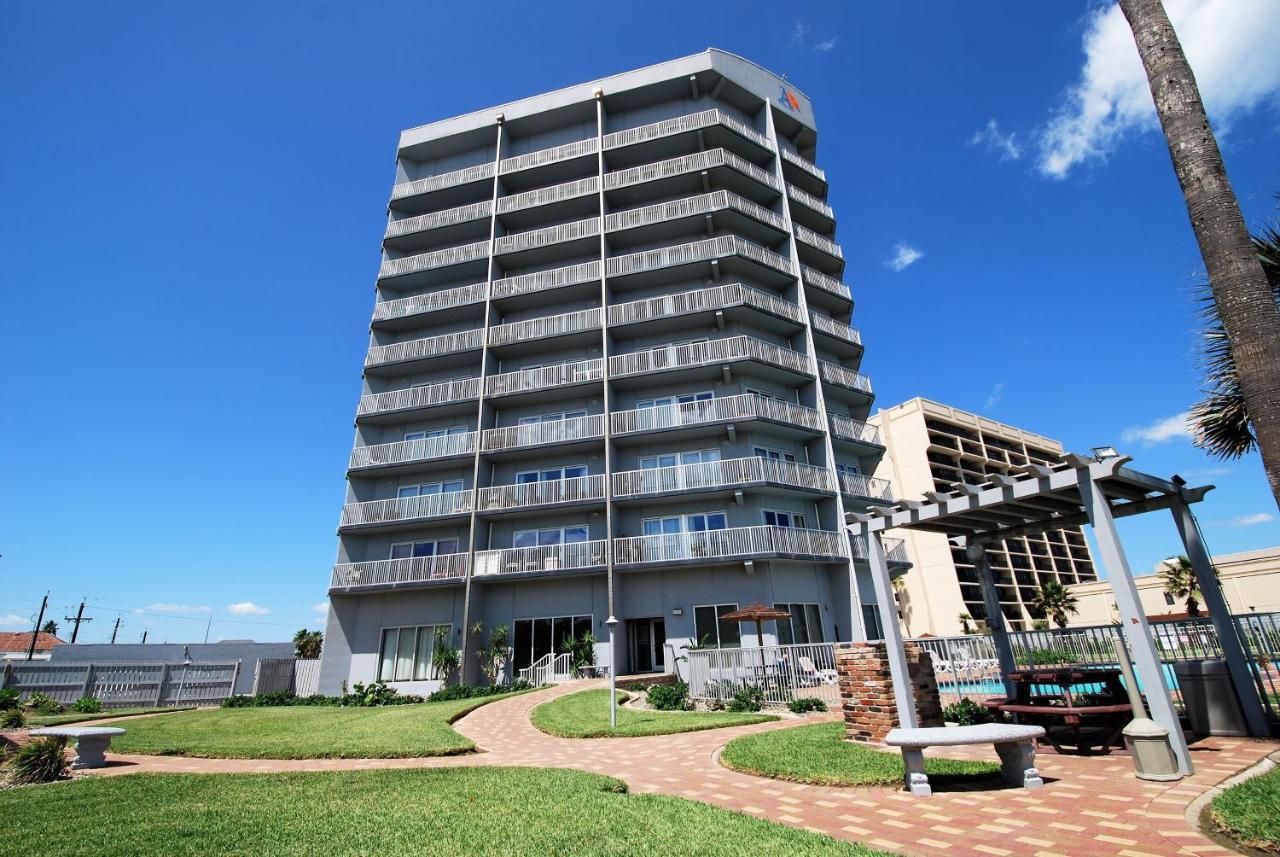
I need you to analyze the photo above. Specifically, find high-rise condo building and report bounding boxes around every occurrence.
[317,51,901,694]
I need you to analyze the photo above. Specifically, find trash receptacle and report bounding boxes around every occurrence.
[1173,659,1248,736]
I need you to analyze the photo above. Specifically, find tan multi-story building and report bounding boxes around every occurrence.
[870,398,1097,636]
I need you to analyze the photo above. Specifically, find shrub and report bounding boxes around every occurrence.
[221,692,339,708]
[426,680,530,703]
[727,685,765,713]
[1016,647,1074,667]
[22,693,64,715]
[787,697,828,714]
[72,697,102,714]
[341,681,423,707]
[647,682,693,711]
[943,698,993,726]
[0,688,19,710]
[1,708,26,729]
[8,736,69,784]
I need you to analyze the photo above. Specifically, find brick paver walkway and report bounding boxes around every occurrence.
[51,681,1280,856]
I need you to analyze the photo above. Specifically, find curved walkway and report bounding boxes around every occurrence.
[72,681,1277,857]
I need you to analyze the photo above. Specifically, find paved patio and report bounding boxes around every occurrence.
[53,681,1280,856]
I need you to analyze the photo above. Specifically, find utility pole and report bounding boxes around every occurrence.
[110,616,121,644]
[26,593,49,661]
[63,600,93,644]
[140,629,148,644]
[203,614,213,644]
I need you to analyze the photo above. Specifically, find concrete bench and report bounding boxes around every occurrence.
[883,723,1046,796]
[29,726,126,769]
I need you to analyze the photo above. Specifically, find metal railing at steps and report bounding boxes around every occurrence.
[517,652,573,686]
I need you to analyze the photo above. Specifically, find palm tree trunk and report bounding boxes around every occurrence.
[1118,0,1280,510]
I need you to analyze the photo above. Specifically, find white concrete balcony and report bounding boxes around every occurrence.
[484,358,603,398]
[490,261,601,303]
[497,177,599,216]
[801,267,852,306]
[809,313,862,350]
[390,162,496,203]
[493,216,600,263]
[364,328,484,372]
[384,200,493,241]
[481,414,604,453]
[780,148,826,183]
[794,223,843,260]
[608,282,803,330]
[604,148,781,198]
[612,456,835,500]
[818,360,874,397]
[850,535,910,566]
[488,307,602,348]
[474,539,609,578]
[348,432,477,473]
[603,108,772,155]
[339,491,473,530]
[609,335,811,381]
[605,190,785,237]
[356,378,480,421]
[370,283,486,328]
[477,474,605,513]
[839,473,894,503]
[500,137,599,175]
[606,235,794,285]
[330,554,468,592]
[378,240,490,281]
[786,184,834,220]
[613,525,847,567]
[827,413,883,448]
[610,393,823,438]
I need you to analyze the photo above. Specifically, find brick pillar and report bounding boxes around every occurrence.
[836,642,942,743]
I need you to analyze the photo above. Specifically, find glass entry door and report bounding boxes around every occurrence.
[629,618,666,673]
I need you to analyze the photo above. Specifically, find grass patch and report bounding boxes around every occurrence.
[1209,765,1280,853]
[111,691,529,759]
[532,689,774,738]
[29,707,193,727]
[721,721,1001,787]
[0,768,889,856]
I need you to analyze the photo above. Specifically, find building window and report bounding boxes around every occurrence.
[638,449,719,469]
[861,605,884,642]
[378,624,450,682]
[518,410,587,425]
[404,426,468,442]
[389,538,461,559]
[694,603,742,648]
[515,465,588,483]
[636,391,712,409]
[834,462,861,477]
[513,525,589,548]
[774,603,824,645]
[397,480,464,498]
[642,512,727,535]
[763,509,807,529]
[747,387,792,404]
[754,446,797,463]
[512,614,592,672]
[1164,592,1176,606]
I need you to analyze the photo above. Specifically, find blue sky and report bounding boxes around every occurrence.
[3,1,1278,643]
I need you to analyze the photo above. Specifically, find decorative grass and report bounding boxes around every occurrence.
[1209,765,1280,853]
[721,721,1001,786]
[532,689,774,738]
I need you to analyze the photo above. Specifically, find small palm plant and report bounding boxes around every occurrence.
[9,736,69,784]
[430,627,461,685]
[1159,555,1203,617]
[1030,581,1079,629]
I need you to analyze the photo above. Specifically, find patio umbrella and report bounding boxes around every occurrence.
[718,603,791,648]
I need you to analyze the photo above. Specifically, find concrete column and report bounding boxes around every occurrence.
[966,541,1017,698]
[866,530,917,728]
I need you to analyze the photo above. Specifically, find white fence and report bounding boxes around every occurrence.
[251,658,320,696]
[517,652,572,686]
[1,661,240,708]
[686,642,841,707]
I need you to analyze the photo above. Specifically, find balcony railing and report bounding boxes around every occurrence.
[801,267,852,303]
[340,491,473,528]
[612,456,834,498]
[603,108,772,153]
[481,413,604,452]
[384,200,493,239]
[390,162,496,201]
[609,282,802,328]
[818,360,873,395]
[610,393,823,436]
[497,177,599,215]
[607,235,793,280]
[365,328,483,369]
[499,137,598,175]
[477,474,605,512]
[349,432,477,470]
[839,473,894,502]
[849,535,910,565]
[809,313,862,347]
[330,554,468,590]
[493,217,601,255]
[484,358,603,397]
[827,413,882,446]
[378,240,489,279]
[794,223,843,259]
[786,184,834,219]
[605,190,785,234]
[357,378,480,418]
[371,282,487,325]
[614,525,846,566]
[609,335,811,379]
[491,260,601,301]
[474,540,609,577]
[780,148,826,182]
[488,307,602,347]
[604,148,781,195]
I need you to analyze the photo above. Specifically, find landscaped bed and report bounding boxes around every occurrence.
[1208,764,1280,853]
[110,691,529,759]
[720,721,1000,786]
[532,689,775,738]
[28,707,193,728]
[0,767,890,856]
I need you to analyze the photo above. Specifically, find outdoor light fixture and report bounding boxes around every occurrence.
[605,615,619,729]
[1091,446,1119,461]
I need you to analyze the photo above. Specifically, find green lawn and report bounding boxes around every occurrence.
[532,689,775,738]
[29,707,193,728]
[111,693,528,759]
[721,721,1001,787]
[1209,765,1280,853]
[0,768,890,856]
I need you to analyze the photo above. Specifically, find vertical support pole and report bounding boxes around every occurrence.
[1170,496,1270,736]
[80,664,94,700]
[866,529,917,729]
[2,662,11,691]
[967,541,1018,698]
[1079,471,1192,774]
[155,664,169,707]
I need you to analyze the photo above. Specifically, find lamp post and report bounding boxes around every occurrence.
[605,616,618,729]
[175,647,192,708]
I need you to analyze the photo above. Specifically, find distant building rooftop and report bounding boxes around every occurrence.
[0,631,64,653]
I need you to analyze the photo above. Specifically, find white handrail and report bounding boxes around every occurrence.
[390,162,496,200]
[603,148,781,194]
[801,267,851,302]
[330,554,468,589]
[484,358,603,397]
[605,190,785,233]
[494,217,601,255]
[609,335,811,379]
[794,223,843,258]
[614,525,846,565]
[384,200,494,239]
[349,432,477,470]
[827,413,882,446]
[365,328,484,368]
[818,360,873,395]
[477,474,605,511]
[371,283,486,324]
[786,183,834,219]
[500,137,598,174]
[780,147,826,182]
[488,308,602,347]
[608,282,802,327]
[602,108,772,152]
[357,378,480,417]
[340,491,473,527]
[809,313,861,346]
[474,540,609,577]
[839,472,894,501]
[497,177,599,215]
[491,261,602,300]
[481,414,604,451]
[378,241,490,279]
[612,456,834,498]
[610,393,822,436]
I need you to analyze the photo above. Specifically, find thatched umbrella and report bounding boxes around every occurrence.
[718,603,791,647]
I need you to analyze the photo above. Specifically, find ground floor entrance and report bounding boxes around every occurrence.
[628,617,666,673]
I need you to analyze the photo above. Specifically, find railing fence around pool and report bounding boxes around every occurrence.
[685,642,842,707]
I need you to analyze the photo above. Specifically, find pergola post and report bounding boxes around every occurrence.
[867,530,918,729]
[966,542,1018,699]
[1078,470,1193,775]
[1169,496,1270,737]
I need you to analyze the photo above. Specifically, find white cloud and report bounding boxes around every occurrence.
[1182,466,1232,480]
[885,242,924,272]
[791,21,810,46]
[1120,411,1191,446]
[814,37,838,53]
[149,603,211,614]
[984,382,1006,410]
[1212,512,1276,528]
[1040,0,1280,179]
[226,601,269,616]
[970,119,1022,161]
[0,613,30,630]
[311,602,330,615]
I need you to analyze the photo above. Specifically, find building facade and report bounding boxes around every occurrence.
[317,51,899,695]
[871,398,1097,636]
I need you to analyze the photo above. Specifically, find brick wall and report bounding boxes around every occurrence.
[836,642,943,743]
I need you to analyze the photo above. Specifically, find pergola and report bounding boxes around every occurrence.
[846,453,1270,776]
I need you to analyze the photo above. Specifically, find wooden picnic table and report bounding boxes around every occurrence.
[983,667,1133,755]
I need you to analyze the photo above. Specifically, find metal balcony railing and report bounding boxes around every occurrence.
[330,554,468,590]
[780,148,826,182]
[488,307,602,347]
[610,393,823,436]
[606,235,793,279]
[378,240,489,279]
[849,535,910,565]
[477,475,605,511]
[493,217,601,255]
[612,456,834,498]
[371,282,487,325]
[474,539,609,577]
[357,378,480,418]
[608,282,802,327]
[801,266,852,303]
[499,137,599,175]
[818,359,873,395]
[809,313,862,347]
[839,473,894,502]
[481,414,605,452]
[613,525,846,566]
[390,162,496,201]
[604,148,781,195]
[605,190,785,233]
[786,184,834,219]
[497,177,599,215]
[827,413,882,446]
[384,200,493,239]
[340,491,473,527]
[609,335,811,379]
[349,432,477,470]
[365,328,484,369]
[794,223,843,259]
[602,108,772,153]
[490,261,602,301]
[484,358,603,397]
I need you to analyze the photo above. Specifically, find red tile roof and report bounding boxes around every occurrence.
[0,631,65,652]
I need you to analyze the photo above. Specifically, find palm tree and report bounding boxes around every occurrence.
[292,628,323,659]
[1030,581,1079,629]
[40,620,58,636]
[1118,0,1280,511]
[1158,555,1202,617]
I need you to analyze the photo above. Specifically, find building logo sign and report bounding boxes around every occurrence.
[778,86,801,112]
